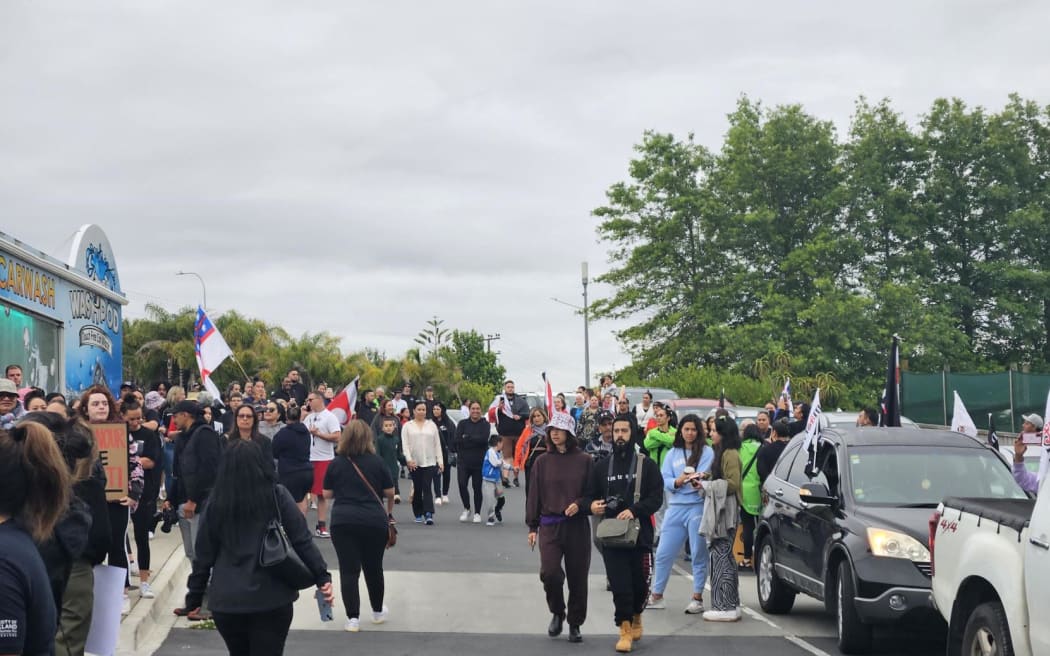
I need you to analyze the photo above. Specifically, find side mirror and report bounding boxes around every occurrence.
[799,482,836,506]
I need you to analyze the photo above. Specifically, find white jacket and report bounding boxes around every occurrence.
[402,420,444,468]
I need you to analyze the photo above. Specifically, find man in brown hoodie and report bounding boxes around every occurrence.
[526,411,593,643]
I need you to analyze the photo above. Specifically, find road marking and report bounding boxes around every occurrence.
[671,556,832,656]
[784,634,834,656]
[741,605,780,629]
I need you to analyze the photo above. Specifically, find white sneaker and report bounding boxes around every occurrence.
[702,608,741,622]
[646,596,666,610]
[129,560,139,576]
[435,497,442,506]
[344,618,360,632]
[140,582,155,599]
[121,594,131,615]
[442,495,450,504]
[459,510,470,522]
[472,513,482,524]
[684,599,704,614]
[371,605,388,624]
[486,518,496,526]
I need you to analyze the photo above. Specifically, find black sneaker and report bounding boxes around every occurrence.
[495,509,503,523]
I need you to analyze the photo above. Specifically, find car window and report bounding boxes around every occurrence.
[786,447,830,489]
[773,443,801,481]
[849,445,1026,505]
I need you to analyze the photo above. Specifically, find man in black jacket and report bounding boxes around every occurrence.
[585,417,663,653]
[168,400,223,618]
[454,401,491,523]
[495,380,530,487]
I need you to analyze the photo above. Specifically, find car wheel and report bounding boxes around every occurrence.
[756,538,795,614]
[961,601,1014,656]
[836,560,872,654]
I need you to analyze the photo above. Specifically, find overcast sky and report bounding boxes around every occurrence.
[2,1,1048,394]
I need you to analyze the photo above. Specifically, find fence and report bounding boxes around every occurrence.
[902,371,1050,432]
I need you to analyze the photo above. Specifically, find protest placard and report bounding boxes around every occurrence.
[92,422,128,502]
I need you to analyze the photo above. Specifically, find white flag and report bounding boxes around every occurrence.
[800,388,822,455]
[950,391,977,438]
[194,307,232,402]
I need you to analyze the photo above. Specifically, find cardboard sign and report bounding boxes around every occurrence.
[92,422,128,502]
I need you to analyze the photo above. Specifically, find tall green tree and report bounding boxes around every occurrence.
[450,329,505,389]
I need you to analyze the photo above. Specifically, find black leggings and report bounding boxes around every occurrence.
[106,503,129,585]
[457,461,483,513]
[433,447,451,497]
[212,604,293,656]
[740,510,757,560]
[130,497,157,570]
[330,524,387,620]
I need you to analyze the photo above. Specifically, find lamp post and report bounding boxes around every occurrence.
[582,261,590,388]
[176,271,207,310]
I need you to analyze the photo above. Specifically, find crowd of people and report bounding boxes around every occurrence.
[0,361,851,655]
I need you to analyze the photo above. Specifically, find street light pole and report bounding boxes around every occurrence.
[582,261,590,388]
[176,271,207,310]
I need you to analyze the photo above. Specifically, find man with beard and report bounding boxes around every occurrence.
[585,417,663,653]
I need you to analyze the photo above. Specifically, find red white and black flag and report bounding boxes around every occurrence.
[879,335,901,427]
[987,413,1000,450]
[542,372,554,416]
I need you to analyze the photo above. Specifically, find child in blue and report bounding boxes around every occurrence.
[481,434,507,526]
[647,414,713,613]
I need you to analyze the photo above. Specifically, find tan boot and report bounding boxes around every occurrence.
[615,621,633,653]
[631,613,643,641]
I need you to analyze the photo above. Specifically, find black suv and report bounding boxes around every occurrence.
[754,427,1022,654]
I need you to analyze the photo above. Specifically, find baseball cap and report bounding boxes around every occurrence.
[173,400,200,415]
[549,411,576,437]
[1022,413,1044,429]
[0,379,17,395]
[597,410,615,424]
[120,381,134,390]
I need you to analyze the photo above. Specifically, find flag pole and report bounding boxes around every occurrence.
[229,355,251,384]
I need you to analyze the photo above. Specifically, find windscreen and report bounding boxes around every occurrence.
[848,446,1026,505]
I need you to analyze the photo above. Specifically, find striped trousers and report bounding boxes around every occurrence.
[709,537,740,611]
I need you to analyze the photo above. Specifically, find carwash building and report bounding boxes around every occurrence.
[0,225,127,396]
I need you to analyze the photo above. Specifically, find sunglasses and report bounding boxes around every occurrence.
[237,413,254,419]
[265,407,278,412]
[0,394,17,400]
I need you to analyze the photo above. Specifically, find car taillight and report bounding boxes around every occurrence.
[928,511,939,576]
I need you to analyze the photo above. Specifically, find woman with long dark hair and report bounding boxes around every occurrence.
[122,399,163,600]
[430,402,456,505]
[272,406,313,515]
[191,440,333,655]
[647,414,713,614]
[699,416,742,622]
[323,420,395,632]
[77,385,143,614]
[227,403,274,466]
[0,421,72,656]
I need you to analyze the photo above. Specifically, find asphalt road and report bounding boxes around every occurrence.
[153,472,945,655]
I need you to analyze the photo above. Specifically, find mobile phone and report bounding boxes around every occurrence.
[315,588,333,622]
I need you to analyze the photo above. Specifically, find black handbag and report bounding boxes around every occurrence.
[259,486,315,590]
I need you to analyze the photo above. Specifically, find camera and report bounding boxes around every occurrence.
[604,495,625,513]
[153,505,178,534]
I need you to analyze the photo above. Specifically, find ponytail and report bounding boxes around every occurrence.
[0,422,72,542]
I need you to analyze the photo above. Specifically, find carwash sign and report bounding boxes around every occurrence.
[0,225,127,396]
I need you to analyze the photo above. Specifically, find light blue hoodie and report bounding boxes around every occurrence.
[661,445,714,506]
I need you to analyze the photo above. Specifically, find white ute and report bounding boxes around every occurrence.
[929,488,1050,656]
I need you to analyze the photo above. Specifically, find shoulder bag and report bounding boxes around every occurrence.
[259,486,315,590]
[350,457,398,549]
[595,454,646,549]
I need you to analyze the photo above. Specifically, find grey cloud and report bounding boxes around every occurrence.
[3,1,1049,390]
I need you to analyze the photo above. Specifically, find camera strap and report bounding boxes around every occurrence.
[606,451,644,502]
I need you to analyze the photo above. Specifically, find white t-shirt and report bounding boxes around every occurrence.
[393,398,408,415]
[305,408,341,462]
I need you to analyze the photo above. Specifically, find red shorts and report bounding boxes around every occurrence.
[311,460,331,496]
